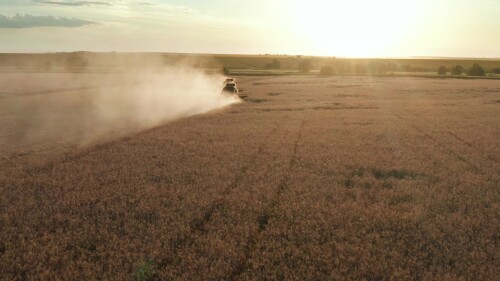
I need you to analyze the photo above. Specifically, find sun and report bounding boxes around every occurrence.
[292,0,423,57]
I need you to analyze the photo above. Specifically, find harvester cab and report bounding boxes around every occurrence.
[222,78,247,100]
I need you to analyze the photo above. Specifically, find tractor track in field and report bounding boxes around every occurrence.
[405,111,499,165]
[392,113,478,171]
[393,111,500,164]
[445,129,498,163]
[390,112,498,180]
[187,125,281,235]
[160,119,286,267]
[227,120,306,281]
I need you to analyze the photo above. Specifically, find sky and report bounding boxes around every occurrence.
[0,0,499,58]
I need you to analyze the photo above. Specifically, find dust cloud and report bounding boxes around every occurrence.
[0,64,240,154]
[86,68,240,140]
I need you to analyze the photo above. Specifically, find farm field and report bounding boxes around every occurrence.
[1,74,499,280]
[0,72,134,155]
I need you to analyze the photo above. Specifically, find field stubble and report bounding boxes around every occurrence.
[0,74,499,280]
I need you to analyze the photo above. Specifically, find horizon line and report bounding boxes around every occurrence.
[1,51,499,60]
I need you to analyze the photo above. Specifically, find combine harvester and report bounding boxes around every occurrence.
[222,78,248,100]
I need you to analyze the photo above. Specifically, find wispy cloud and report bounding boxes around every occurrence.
[0,14,97,28]
[36,1,114,6]
[137,1,158,6]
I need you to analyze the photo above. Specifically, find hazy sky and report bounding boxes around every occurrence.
[0,0,499,57]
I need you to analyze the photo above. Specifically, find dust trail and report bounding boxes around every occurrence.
[84,68,240,142]
[0,66,239,154]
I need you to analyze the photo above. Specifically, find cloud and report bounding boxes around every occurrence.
[36,0,113,6]
[0,14,97,28]
[137,2,158,6]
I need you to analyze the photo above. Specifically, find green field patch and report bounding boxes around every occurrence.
[135,259,157,281]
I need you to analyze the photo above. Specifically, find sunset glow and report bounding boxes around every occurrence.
[293,0,423,57]
[0,0,499,57]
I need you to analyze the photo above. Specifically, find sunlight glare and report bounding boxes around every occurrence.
[293,0,423,57]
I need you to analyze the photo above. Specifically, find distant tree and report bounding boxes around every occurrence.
[492,68,500,74]
[437,66,448,75]
[298,60,313,73]
[223,67,230,76]
[468,63,486,76]
[320,65,336,76]
[450,65,464,75]
[265,59,281,70]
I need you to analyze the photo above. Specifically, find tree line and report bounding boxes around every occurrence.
[438,64,489,76]
[219,56,500,77]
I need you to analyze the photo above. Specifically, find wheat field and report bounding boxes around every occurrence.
[1,74,499,280]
